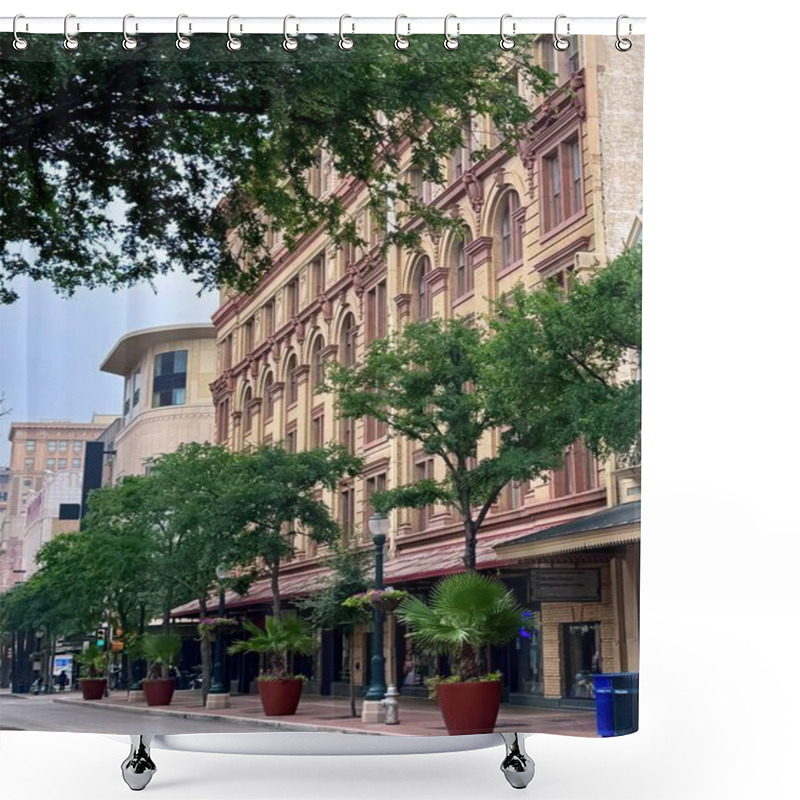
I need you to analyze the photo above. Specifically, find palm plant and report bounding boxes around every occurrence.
[141,633,182,680]
[228,616,314,679]
[76,642,107,678]
[396,573,524,681]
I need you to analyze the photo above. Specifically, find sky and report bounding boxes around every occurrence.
[0,273,219,464]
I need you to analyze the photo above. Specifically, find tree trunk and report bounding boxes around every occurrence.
[271,565,282,619]
[459,642,480,681]
[198,599,211,706]
[463,519,478,572]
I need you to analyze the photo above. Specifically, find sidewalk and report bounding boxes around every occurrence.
[39,689,598,737]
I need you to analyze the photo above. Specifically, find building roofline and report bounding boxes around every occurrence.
[99,323,216,376]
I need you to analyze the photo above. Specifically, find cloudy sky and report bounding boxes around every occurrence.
[0,273,218,464]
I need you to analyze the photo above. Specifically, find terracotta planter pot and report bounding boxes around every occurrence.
[80,678,107,700]
[257,678,304,716]
[142,678,176,706]
[436,680,502,735]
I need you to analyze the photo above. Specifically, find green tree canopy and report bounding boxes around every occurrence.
[488,245,642,462]
[0,34,553,303]
[325,317,570,571]
[231,444,362,618]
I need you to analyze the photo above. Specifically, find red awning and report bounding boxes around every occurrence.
[172,527,550,617]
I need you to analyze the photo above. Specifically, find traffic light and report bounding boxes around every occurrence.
[96,627,106,648]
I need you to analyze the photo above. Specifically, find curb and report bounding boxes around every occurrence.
[50,697,402,736]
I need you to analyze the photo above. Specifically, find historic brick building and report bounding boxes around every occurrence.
[201,35,643,706]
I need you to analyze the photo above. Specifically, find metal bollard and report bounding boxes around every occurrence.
[382,685,400,724]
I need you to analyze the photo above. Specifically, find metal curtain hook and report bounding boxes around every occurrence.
[615,15,632,51]
[176,13,191,50]
[63,13,79,51]
[394,15,410,50]
[227,15,242,51]
[12,14,28,51]
[553,14,570,51]
[339,15,354,50]
[499,14,515,50]
[122,14,138,50]
[283,15,298,50]
[444,14,459,50]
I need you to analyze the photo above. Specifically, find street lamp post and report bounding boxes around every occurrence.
[207,564,231,709]
[362,512,391,722]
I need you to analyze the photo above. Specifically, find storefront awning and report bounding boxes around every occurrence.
[494,501,641,560]
[172,528,544,617]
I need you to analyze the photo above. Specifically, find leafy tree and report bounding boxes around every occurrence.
[0,34,554,303]
[295,543,371,717]
[141,442,257,703]
[231,444,362,620]
[325,318,568,571]
[488,245,642,463]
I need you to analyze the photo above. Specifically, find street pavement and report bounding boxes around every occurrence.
[0,687,598,737]
[0,692,273,733]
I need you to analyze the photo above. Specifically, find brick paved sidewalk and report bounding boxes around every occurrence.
[46,689,597,737]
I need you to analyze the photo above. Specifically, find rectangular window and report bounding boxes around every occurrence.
[26,440,35,453]
[311,411,325,449]
[47,440,56,453]
[263,301,275,336]
[46,458,55,470]
[542,135,583,233]
[58,458,67,469]
[72,458,81,469]
[339,485,354,543]
[341,417,356,454]
[414,458,435,532]
[286,278,299,320]
[73,440,83,454]
[243,317,255,356]
[285,428,297,454]
[365,414,387,444]
[504,480,525,511]
[24,457,34,470]
[152,350,188,408]
[310,256,325,298]
[221,336,233,371]
[132,371,140,408]
[551,439,597,498]
[58,441,68,453]
[363,473,387,533]
[366,280,387,343]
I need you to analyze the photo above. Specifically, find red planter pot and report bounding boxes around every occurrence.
[436,680,502,735]
[80,678,107,700]
[257,678,304,716]
[142,678,176,707]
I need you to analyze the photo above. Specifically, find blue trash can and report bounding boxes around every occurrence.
[593,672,639,737]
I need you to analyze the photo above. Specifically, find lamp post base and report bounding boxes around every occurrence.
[205,692,230,709]
[360,699,384,723]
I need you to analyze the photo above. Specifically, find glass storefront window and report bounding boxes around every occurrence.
[516,607,543,695]
[563,621,602,699]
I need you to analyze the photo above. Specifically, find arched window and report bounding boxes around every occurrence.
[286,355,298,405]
[242,387,254,434]
[311,335,325,388]
[341,313,357,367]
[452,230,473,299]
[413,256,431,320]
[499,190,522,270]
[263,372,275,421]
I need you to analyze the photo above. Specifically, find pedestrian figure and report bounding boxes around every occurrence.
[58,669,68,691]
